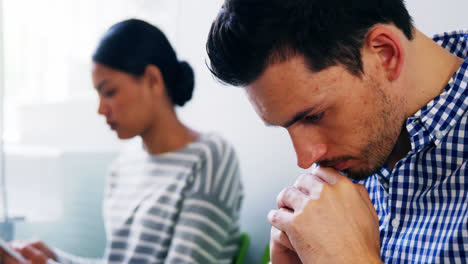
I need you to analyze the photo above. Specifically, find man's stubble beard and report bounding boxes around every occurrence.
[341,77,406,181]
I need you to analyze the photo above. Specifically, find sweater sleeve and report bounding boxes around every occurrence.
[52,248,103,264]
[164,136,244,264]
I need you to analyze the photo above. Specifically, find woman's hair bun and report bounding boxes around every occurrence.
[170,61,195,106]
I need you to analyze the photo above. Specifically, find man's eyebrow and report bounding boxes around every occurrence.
[96,80,109,91]
[282,107,317,128]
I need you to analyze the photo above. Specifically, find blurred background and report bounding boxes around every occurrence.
[0,0,467,263]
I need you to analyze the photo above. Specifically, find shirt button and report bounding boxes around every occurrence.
[391,217,400,229]
[435,131,444,139]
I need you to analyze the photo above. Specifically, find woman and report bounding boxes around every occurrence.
[7,19,243,264]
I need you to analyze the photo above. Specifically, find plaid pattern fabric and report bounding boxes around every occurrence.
[360,30,468,263]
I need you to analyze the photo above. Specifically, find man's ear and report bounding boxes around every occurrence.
[365,26,405,81]
[143,64,165,95]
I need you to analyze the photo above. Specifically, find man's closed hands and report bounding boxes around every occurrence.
[268,166,382,264]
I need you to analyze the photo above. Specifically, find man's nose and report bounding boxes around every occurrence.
[288,128,327,169]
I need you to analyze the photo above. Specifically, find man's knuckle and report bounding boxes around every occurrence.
[270,211,280,223]
[281,186,296,201]
[276,189,286,204]
[295,173,308,184]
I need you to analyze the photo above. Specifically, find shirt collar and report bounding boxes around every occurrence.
[405,31,468,152]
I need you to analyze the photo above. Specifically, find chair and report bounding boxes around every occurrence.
[259,243,270,264]
[233,233,250,264]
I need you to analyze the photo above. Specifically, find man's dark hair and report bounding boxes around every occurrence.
[206,0,414,86]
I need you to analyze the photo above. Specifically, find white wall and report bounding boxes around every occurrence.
[406,0,468,36]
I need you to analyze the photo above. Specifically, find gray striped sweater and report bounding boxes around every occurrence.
[54,133,243,264]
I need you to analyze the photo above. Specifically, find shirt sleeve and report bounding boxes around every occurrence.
[164,138,244,264]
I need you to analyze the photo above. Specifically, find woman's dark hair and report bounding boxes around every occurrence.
[206,0,414,86]
[93,19,194,106]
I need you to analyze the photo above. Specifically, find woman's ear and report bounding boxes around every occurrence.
[365,25,406,81]
[143,64,165,95]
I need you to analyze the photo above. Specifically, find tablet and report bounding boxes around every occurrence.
[0,238,27,263]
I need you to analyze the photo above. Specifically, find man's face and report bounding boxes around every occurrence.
[246,55,406,180]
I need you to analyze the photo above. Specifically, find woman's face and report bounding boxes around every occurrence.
[92,63,155,139]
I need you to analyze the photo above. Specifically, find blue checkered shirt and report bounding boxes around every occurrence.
[361,30,468,263]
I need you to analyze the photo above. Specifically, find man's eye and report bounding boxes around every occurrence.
[304,112,324,123]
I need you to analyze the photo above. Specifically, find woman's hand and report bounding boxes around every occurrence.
[7,240,56,264]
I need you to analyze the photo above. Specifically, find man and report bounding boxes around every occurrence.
[206,0,468,263]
